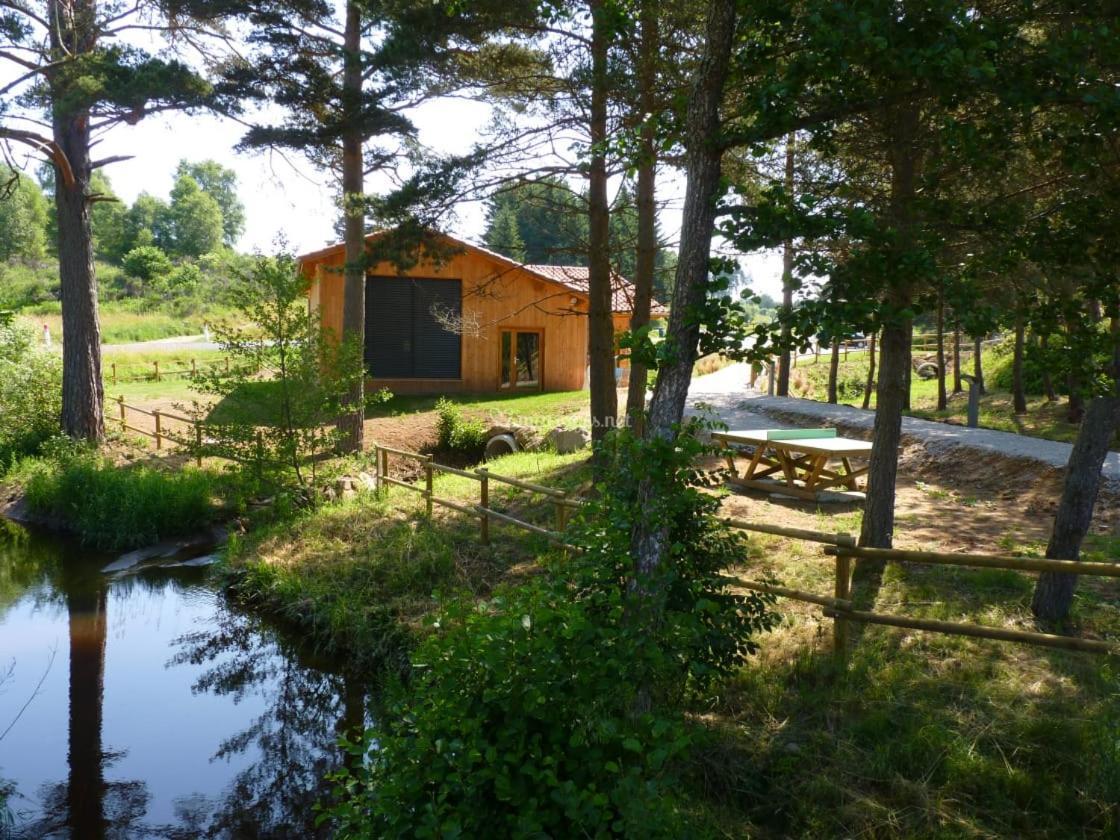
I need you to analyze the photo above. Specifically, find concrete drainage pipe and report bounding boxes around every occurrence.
[484,433,519,460]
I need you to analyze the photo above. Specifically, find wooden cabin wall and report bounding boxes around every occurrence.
[304,249,590,393]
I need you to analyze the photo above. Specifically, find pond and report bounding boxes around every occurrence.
[0,519,365,838]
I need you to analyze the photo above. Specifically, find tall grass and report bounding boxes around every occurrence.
[9,443,240,550]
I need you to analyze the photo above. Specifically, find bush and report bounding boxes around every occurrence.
[989,335,1051,396]
[434,397,488,457]
[325,420,777,837]
[12,440,237,550]
[0,318,62,468]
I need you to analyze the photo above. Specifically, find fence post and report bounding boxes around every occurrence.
[117,395,125,427]
[153,410,162,449]
[833,533,856,659]
[111,362,117,385]
[373,445,381,493]
[554,491,567,533]
[224,357,230,373]
[153,360,160,382]
[477,467,490,544]
[191,358,197,377]
[195,421,203,468]
[379,447,389,497]
[424,455,434,518]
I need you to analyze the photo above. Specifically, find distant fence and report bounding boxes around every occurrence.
[105,357,231,385]
[373,443,583,547]
[108,395,264,469]
[725,518,1120,657]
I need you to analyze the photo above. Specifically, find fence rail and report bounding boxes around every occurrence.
[106,357,231,385]
[107,395,263,469]
[726,522,1119,657]
[373,443,580,546]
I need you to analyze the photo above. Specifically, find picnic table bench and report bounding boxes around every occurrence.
[711,427,872,501]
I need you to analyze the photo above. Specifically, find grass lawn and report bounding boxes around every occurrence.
[19,301,232,344]
[225,448,589,671]
[102,347,226,404]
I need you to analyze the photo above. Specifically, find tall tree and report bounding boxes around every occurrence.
[175,159,245,245]
[2,0,219,441]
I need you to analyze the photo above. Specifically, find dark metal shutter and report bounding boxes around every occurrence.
[412,279,461,379]
[366,277,461,379]
[367,277,414,377]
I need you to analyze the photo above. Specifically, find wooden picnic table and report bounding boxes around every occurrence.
[712,428,872,501]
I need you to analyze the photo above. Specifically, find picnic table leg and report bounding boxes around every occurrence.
[743,444,767,480]
[805,455,828,490]
[841,457,858,490]
[779,449,797,489]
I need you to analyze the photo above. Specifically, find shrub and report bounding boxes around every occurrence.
[12,440,236,550]
[989,335,1051,396]
[0,318,62,468]
[434,397,488,457]
[325,420,777,837]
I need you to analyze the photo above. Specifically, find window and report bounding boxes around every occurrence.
[366,277,461,379]
[500,329,541,389]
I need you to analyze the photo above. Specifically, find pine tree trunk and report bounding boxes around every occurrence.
[776,135,795,397]
[631,0,735,582]
[1033,314,1120,619]
[952,320,963,393]
[1040,333,1058,401]
[587,0,617,461]
[1066,374,1084,423]
[66,585,107,834]
[50,0,104,442]
[860,317,911,548]
[1012,315,1027,414]
[862,332,876,410]
[859,105,920,549]
[936,289,947,410]
[1031,395,1120,618]
[973,335,985,395]
[337,0,366,452]
[902,320,913,411]
[624,0,658,429]
[827,338,840,403]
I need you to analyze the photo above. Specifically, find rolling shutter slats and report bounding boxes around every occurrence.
[366,277,461,379]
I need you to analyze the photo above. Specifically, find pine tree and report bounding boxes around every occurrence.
[485,205,526,262]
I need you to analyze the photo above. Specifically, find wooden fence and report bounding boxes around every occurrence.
[373,443,583,546]
[106,357,231,385]
[108,396,263,469]
[724,518,1120,657]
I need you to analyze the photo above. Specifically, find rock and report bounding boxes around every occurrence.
[357,471,377,491]
[544,426,590,454]
[334,477,357,499]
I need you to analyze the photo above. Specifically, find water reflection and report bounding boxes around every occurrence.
[0,521,365,838]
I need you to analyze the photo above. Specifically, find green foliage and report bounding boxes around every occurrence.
[10,439,235,550]
[122,245,174,283]
[0,167,49,262]
[434,397,487,456]
[167,174,224,257]
[0,261,56,309]
[176,159,245,246]
[189,253,376,494]
[325,421,776,837]
[485,203,526,262]
[0,319,61,467]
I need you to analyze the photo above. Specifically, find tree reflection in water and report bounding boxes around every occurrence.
[166,600,366,838]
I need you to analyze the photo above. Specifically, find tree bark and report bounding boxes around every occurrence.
[952,319,963,393]
[936,288,947,410]
[1040,333,1058,401]
[337,0,366,452]
[587,0,617,459]
[1066,374,1084,423]
[902,320,913,411]
[66,584,107,835]
[1012,315,1027,414]
[49,0,104,442]
[624,0,658,429]
[859,105,920,549]
[827,338,840,403]
[630,0,735,580]
[973,335,985,395]
[862,331,876,410]
[776,135,795,397]
[1032,314,1120,619]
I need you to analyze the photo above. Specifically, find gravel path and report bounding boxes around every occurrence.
[687,363,1120,488]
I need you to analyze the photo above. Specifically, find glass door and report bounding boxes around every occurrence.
[500,330,542,389]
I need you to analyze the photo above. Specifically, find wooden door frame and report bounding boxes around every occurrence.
[498,326,545,391]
